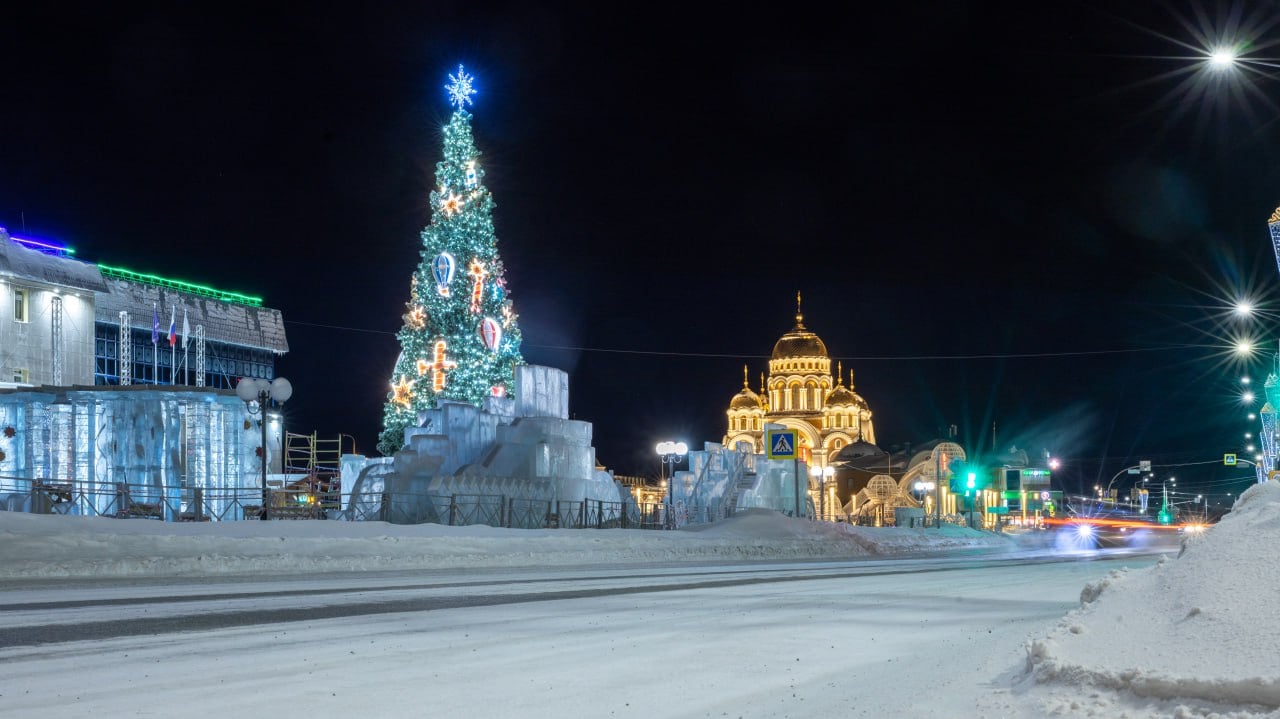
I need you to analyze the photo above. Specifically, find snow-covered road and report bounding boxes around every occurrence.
[0,554,1152,718]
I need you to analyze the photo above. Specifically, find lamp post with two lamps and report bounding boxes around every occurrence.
[237,376,292,519]
[655,441,688,528]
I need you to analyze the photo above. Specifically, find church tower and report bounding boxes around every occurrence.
[723,294,875,466]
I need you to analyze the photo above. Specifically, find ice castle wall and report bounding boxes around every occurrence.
[0,386,270,520]
[668,441,809,523]
[343,365,625,523]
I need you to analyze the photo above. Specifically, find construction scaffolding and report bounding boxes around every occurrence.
[284,432,353,498]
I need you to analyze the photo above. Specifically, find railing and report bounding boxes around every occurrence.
[2,475,972,533]
[0,477,269,521]
[340,491,679,530]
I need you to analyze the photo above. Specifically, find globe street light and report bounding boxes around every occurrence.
[655,441,687,527]
[809,464,835,521]
[237,376,292,519]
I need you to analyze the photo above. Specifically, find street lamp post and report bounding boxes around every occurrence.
[913,480,935,527]
[655,441,687,528]
[237,376,292,519]
[1105,462,1148,499]
[809,464,835,521]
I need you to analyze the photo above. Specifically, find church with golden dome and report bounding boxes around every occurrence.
[723,294,875,472]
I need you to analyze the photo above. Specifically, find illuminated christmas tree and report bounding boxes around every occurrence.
[378,65,523,455]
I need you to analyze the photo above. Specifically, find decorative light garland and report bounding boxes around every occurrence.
[392,376,415,407]
[428,340,458,391]
[468,259,488,313]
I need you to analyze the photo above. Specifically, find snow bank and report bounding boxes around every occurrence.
[1019,481,1280,715]
[0,507,1011,579]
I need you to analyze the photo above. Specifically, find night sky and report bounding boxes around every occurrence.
[7,2,1280,503]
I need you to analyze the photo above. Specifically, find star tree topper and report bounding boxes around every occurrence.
[446,65,476,109]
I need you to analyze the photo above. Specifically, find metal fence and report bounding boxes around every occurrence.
[0,477,277,521]
[344,491,688,530]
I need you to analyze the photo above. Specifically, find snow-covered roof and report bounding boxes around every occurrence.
[94,277,288,353]
[0,232,108,294]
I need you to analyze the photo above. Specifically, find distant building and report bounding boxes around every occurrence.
[0,227,287,390]
[0,228,289,520]
[722,295,875,516]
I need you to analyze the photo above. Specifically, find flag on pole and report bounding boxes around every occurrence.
[168,306,177,346]
[151,305,160,344]
[181,309,190,350]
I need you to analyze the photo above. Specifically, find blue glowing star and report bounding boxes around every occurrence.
[446,65,476,109]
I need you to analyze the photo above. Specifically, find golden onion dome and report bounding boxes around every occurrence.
[825,384,857,407]
[729,365,764,410]
[771,299,828,359]
[730,387,764,410]
[771,328,827,360]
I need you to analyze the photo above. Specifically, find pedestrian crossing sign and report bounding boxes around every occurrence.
[766,430,798,459]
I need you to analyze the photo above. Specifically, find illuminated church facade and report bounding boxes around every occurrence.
[723,296,874,474]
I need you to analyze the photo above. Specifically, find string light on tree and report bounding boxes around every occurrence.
[379,64,525,455]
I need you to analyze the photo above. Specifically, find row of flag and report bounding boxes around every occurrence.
[151,305,191,348]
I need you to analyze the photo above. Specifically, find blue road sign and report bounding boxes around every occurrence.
[767,430,798,459]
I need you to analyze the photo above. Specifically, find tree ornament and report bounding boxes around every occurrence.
[432,252,456,296]
[391,376,415,407]
[428,340,457,391]
[465,160,478,189]
[404,305,427,330]
[490,384,506,398]
[468,259,488,313]
[439,190,463,216]
[416,358,430,375]
[2,426,14,438]
[446,64,476,109]
[479,317,502,351]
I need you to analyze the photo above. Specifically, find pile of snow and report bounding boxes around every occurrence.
[1012,481,1280,716]
[0,507,1011,579]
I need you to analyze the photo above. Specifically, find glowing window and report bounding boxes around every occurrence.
[13,288,29,323]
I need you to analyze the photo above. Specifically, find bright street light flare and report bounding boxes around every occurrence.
[1209,48,1238,69]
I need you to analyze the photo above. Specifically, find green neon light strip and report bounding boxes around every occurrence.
[96,264,263,307]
